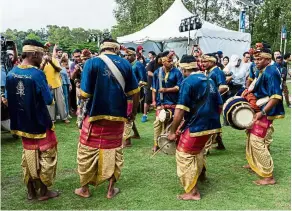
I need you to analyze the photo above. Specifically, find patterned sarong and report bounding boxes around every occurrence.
[176,130,210,193]
[246,116,274,177]
[176,150,204,193]
[77,143,123,186]
[78,116,124,186]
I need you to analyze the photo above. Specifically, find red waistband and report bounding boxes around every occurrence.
[248,116,272,138]
[22,130,58,151]
[80,116,124,149]
[177,129,210,154]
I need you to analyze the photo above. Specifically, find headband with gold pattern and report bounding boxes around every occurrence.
[254,52,272,59]
[201,55,216,62]
[179,62,198,69]
[22,45,44,53]
[100,42,120,51]
[126,49,136,55]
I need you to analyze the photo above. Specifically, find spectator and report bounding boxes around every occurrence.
[69,49,82,113]
[223,56,229,67]
[40,46,70,123]
[242,52,251,63]
[60,58,72,118]
[275,56,290,107]
[148,51,156,62]
[224,54,250,96]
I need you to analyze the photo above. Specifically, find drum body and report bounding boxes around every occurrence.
[157,135,176,155]
[223,96,254,130]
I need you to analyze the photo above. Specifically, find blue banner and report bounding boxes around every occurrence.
[239,10,246,32]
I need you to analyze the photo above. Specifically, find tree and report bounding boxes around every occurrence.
[25,32,41,42]
[252,0,291,52]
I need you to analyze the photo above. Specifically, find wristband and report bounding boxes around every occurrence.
[261,109,267,116]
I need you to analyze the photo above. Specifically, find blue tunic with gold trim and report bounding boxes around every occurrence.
[152,67,183,105]
[207,66,227,88]
[248,62,260,81]
[253,65,285,120]
[132,60,147,86]
[176,72,222,136]
[80,54,139,122]
[6,65,53,138]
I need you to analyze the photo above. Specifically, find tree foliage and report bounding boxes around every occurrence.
[252,0,291,52]
[2,26,103,54]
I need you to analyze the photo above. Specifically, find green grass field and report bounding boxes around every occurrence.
[1,105,291,210]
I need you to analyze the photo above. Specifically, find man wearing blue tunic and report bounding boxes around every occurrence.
[75,39,140,198]
[151,51,183,152]
[201,54,228,152]
[168,55,223,200]
[123,47,148,147]
[5,40,58,201]
[243,48,284,185]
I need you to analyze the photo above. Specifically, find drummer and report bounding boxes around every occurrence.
[168,55,223,200]
[243,48,284,185]
[201,54,228,152]
[123,47,147,147]
[151,51,183,152]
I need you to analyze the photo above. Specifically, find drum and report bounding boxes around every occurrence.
[158,109,172,122]
[157,135,176,155]
[223,96,255,130]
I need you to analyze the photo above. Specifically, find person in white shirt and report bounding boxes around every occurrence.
[223,54,250,96]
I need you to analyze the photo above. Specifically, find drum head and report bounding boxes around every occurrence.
[158,109,167,122]
[157,135,176,155]
[232,106,254,130]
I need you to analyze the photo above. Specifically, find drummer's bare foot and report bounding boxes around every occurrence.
[243,164,251,169]
[123,139,132,148]
[74,186,90,198]
[152,145,159,152]
[253,177,276,186]
[177,187,201,201]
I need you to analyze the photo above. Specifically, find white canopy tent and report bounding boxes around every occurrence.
[117,0,251,58]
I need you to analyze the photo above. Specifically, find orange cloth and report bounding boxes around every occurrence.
[241,89,260,112]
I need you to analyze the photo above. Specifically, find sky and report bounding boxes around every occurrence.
[1,0,117,31]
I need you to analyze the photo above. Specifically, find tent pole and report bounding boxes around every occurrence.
[204,0,208,20]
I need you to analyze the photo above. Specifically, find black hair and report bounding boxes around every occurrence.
[148,51,156,56]
[284,53,291,60]
[180,54,196,63]
[274,50,281,54]
[73,49,81,54]
[180,55,198,72]
[56,48,62,52]
[161,51,170,58]
[223,56,229,62]
[243,52,250,57]
[22,39,44,59]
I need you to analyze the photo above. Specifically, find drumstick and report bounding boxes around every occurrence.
[150,141,170,159]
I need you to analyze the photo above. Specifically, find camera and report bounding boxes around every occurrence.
[1,36,15,73]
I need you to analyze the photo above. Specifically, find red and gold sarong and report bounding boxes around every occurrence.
[176,129,210,193]
[78,116,124,186]
[21,130,58,186]
[246,116,274,177]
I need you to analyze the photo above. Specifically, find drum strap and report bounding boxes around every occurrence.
[182,76,211,132]
[98,55,126,96]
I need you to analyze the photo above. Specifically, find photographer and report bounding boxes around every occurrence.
[69,49,82,112]
[1,36,18,73]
